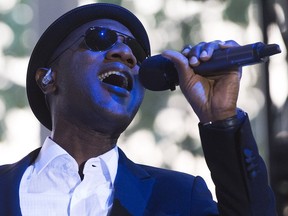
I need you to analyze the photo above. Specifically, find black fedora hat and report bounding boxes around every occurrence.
[26,3,151,130]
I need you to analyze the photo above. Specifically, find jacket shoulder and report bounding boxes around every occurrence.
[139,164,196,182]
[138,164,217,214]
[0,148,40,176]
[138,164,213,197]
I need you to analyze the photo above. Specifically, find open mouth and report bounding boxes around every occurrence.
[98,71,133,91]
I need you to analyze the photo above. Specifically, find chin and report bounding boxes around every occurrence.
[90,112,135,136]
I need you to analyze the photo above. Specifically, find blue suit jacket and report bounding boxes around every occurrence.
[0,148,217,216]
[0,116,277,215]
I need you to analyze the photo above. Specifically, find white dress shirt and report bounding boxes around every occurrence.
[19,137,119,216]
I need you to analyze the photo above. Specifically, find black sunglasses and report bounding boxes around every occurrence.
[48,26,148,66]
[84,27,148,64]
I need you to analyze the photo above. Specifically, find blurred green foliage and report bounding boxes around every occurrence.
[2,0,252,57]
[224,0,251,25]
[0,0,32,56]
[0,0,31,140]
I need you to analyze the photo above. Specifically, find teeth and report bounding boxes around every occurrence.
[98,71,130,90]
[98,71,125,81]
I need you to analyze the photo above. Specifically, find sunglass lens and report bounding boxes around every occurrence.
[85,27,147,63]
[85,27,117,51]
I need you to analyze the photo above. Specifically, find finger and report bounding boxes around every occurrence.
[181,44,193,56]
[199,40,223,62]
[219,40,240,49]
[188,42,206,59]
[189,56,200,67]
[182,42,206,67]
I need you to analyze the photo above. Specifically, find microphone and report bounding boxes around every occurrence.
[139,42,281,91]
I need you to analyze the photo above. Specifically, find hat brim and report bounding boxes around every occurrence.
[26,3,150,130]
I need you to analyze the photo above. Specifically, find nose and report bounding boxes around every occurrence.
[105,42,137,68]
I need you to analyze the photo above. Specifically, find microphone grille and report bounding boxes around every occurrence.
[139,55,179,91]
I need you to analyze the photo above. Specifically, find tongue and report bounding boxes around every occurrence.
[103,74,128,89]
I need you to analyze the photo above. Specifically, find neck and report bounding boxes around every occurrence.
[51,121,119,166]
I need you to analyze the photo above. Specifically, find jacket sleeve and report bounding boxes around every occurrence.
[198,110,277,216]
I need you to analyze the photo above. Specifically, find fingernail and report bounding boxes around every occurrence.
[182,48,190,55]
[200,50,208,58]
[190,56,198,65]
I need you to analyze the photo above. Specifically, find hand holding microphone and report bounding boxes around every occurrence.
[139,42,281,91]
[139,40,281,122]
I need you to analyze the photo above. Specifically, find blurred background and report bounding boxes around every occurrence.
[0,0,287,214]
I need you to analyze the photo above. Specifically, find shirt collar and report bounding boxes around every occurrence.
[34,137,119,184]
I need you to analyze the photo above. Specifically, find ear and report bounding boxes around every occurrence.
[35,68,57,94]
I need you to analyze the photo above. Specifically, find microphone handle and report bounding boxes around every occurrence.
[194,42,279,75]
[139,42,281,91]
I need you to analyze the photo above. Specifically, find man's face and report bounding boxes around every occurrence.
[50,19,146,134]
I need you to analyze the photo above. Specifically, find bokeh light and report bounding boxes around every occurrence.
[0,0,17,12]
[11,3,33,25]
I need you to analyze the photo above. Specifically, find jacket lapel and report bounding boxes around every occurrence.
[110,149,155,216]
